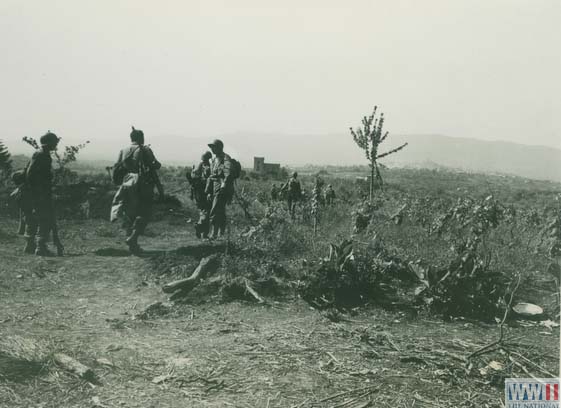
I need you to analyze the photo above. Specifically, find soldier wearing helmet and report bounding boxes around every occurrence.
[206,139,234,239]
[24,131,61,256]
[114,126,162,253]
[280,171,302,219]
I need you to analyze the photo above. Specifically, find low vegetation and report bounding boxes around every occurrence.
[0,144,559,407]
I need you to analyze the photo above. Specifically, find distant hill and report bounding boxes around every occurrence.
[8,133,561,182]
[381,134,561,183]
[142,132,561,182]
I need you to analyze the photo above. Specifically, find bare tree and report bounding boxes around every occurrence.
[350,106,407,201]
[22,136,89,185]
[0,140,12,183]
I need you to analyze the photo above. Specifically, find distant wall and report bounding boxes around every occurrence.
[254,157,280,175]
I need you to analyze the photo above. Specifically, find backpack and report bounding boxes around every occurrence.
[229,158,242,180]
[112,146,140,185]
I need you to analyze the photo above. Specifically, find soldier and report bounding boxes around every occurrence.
[24,131,62,256]
[190,151,212,238]
[282,172,302,219]
[114,127,162,253]
[206,139,234,239]
[324,184,336,205]
[270,184,279,201]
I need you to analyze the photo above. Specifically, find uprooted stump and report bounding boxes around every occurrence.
[163,255,221,300]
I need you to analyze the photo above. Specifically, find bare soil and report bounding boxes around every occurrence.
[0,218,559,408]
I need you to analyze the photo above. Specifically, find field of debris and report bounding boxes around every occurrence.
[0,166,560,408]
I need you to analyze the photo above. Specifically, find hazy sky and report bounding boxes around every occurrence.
[1,0,560,160]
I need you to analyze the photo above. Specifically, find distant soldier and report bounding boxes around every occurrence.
[324,184,336,205]
[206,139,235,239]
[113,127,162,253]
[24,132,63,256]
[278,182,288,201]
[281,172,302,219]
[189,151,212,238]
[270,184,279,201]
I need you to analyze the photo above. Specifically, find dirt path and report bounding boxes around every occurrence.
[0,219,559,408]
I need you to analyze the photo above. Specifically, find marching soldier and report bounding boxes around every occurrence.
[24,131,62,256]
[270,183,279,201]
[206,139,234,239]
[190,151,212,238]
[281,172,302,219]
[324,184,336,205]
[114,126,162,253]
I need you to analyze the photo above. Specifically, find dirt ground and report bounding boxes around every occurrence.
[0,218,559,408]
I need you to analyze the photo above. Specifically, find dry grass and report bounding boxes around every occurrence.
[0,207,559,408]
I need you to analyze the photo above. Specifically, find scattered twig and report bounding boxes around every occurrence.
[468,273,521,360]
[507,350,557,378]
[413,393,445,408]
[508,356,540,381]
[244,279,265,304]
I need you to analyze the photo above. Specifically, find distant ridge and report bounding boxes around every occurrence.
[143,132,561,183]
[9,133,561,182]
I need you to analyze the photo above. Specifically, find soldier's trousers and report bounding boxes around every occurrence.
[193,191,210,237]
[24,199,55,245]
[209,190,228,235]
[128,185,154,235]
[196,205,210,237]
[287,197,297,219]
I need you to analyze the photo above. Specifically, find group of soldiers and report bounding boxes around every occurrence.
[270,173,337,219]
[12,128,337,256]
[187,139,236,240]
[111,131,238,252]
[12,129,237,256]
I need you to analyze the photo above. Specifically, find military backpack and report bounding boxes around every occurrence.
[229,158,242,180]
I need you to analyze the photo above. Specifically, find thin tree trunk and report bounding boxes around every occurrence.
[370,163,374,202]
[374,161,383,189]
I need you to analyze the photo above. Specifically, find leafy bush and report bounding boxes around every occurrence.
[0,140,12,182]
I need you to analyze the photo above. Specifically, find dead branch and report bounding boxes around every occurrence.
[244,279,265,304]
[162,255,220,297]
[53,353,95,381]
[508,356,540,380]
[467,273,521,360]
[508,351,557,378]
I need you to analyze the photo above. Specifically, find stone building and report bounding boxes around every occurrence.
[253,157,281,175]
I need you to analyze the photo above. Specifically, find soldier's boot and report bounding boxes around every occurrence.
[126,230,142,254]
[35,241,55,257]
[195,223,202,239]
[23,238,36,254]
[201,224,209,239]
[18,219,26,236]
[208,224,219,240]
[54,240,65,257]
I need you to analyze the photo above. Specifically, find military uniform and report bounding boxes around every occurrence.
[191,159,212,238]
[207,152,233,238]
[270,184,279,201]
[325,185,336,205]
[24,149,56,253]
[285,176,302,219]
[115,140,161,250]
